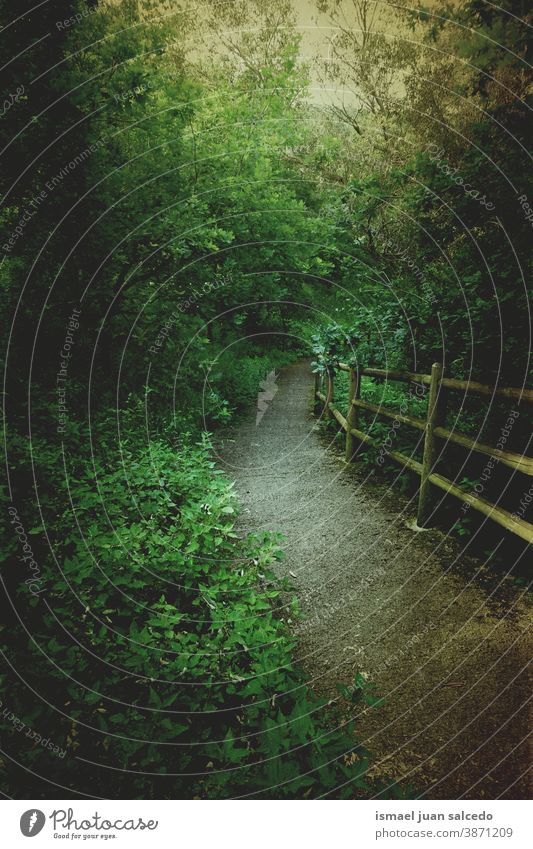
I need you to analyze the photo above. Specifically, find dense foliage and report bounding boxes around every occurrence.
[4,421,385,797]
[1,0,530,798]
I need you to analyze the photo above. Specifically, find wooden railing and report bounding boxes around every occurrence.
[313,362,533,544]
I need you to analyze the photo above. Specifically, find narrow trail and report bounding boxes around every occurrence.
[217,361,532,799]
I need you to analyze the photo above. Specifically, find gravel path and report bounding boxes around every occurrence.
[217,360,532,799]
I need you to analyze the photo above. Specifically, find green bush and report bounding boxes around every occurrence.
[211,350,296,414]
[2,432,380,799]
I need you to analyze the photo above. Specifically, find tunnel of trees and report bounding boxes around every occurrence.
[1,0,531,799]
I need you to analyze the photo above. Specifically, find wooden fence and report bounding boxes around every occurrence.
[313,362,533,544]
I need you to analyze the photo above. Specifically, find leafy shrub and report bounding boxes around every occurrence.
[2,432,379,799]
[211,349,296,413]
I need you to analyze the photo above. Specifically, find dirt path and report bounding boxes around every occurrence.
[217,360,532,799]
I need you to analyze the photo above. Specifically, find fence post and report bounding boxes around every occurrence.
[314,370,321,414]
[417,362,444,527]
[325,366,334,420]
[345,367,361,462]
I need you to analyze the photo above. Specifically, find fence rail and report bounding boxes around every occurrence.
[313,363,533,545]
